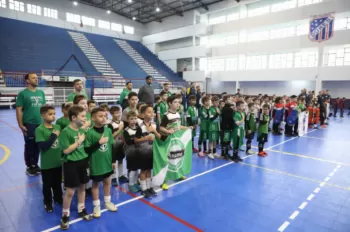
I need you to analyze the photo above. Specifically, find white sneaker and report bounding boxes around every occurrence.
[246,150,256,155]
[105,202,118,212]
[93,206,101,218]
[208,153,215,160]
[214,153,221,158]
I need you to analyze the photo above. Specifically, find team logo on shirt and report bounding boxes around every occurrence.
[166,138,185,172]
[99,144,108,152]
[309,13,334,43]
[51,139,59,149]
[74,136,84,148]
[30,96,43,107]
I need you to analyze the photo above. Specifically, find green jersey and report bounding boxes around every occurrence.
[186,105,198,126]
[208,106,220,132]
[59,126,88,162]
[16,88,46,124]
[245,112,256,133]
[297,104,306,115]
[35,124,62,170]
[233,111,245,147]
[56,116,70,130]
[67,91,88,102]
[85,127,114,176]
[160,111,181,132]
[158,101,168,121]
[177,104,185,125]
[200,107,210,131]
[85,112,93,131]
[258,114,270,135]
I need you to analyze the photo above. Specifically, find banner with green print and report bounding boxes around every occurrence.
[152,129,192,186]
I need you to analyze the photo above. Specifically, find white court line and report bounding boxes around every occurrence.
[313,187,321,193]
[307,194,315,201]
[298,202,308,210]
[278,222,290,232]
[289,211,299,220]
[43,128,320,231]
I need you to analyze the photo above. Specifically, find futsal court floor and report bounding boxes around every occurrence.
[0,107,350,232]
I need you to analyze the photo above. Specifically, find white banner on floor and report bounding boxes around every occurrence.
[298,112,309,136]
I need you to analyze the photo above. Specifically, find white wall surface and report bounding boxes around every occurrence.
[159,46,208,60]
[164,60,177,72]
[158,37,193,51]
[0,0,147,41]
[322,80,350,97]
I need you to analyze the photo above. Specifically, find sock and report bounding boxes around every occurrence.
[246,140,251,151]
[146,178,152,189]
[140,180,147,191]
[112,163,117,179]
[62,208,70,217]
[203,142,207,152]
[129,171,136,185]
[134,171,139,183]
[104,195,111,203]
[233,148,238,157]
[192,138,194,149]
[258,142,263,152]
[77,203,85,213]
[93,200,100,207]
[118,163,123,178]
[213,148,216,154]
[198,140,202,152]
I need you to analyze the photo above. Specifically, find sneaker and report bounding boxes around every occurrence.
[204,150,210,154]
[128,184,139,193]
[148,188,157,196]
[239,147,245,151]
[214,153,221,158]
[93,206,101,218]
[258,151,266,157]
[118,175,129,183]
[262,151,268,156]
[105,202,117,212]
[192,148,199,153]
[198,152,205,157]
[246,150,256,155]
[26,167,37,176]
[44,203,53,213]
[236,156,243,162]
[313,125,319,129]
[161,182,169,190]
[34,165,41,174]
[179,176,187,180]
[321,125,327,128]
[60,215,70,230]
[135,184,142,192]
[208,153,215,160]
[111,178,118,186]
[78,208,92,221]
[142,190,153,198]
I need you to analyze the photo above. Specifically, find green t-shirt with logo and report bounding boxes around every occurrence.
[209,106,220,132]
[84,112,93,132]
[59,126,88,162]
[35,124,62,170]
[56,116,70,130]
[200,107,210,131]
[67,92,88,102]
[158,101,168,120]
[16,88,46,124]
[85,127,114,176]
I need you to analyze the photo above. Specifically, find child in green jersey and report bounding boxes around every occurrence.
[59,106,92,230]
[56,103,73,130]
[154,95,161,125]
[87,100,96,114]
[198,96,210,157]
[208,96,220,159]
[85,108,117,218]
[73,95,92,131]
[186,95,198,153]
[257,104,270,157]
[157,91,168,125]
[232,101,244,162]
[245,102,257,155]
[35,105,63,213]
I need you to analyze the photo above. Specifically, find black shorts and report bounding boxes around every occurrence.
[63,158,90,188]
[138,142,153,170]
[112,139,125,162]
[257,133,268,143]
[246,132,255,140]
[91,171,113,183]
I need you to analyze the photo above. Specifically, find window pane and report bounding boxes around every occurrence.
[0,0,6,8]
[67,13,81,24]
[111,23,122,32]
[98,20,110,30]
[248,6,270,17]
[124,26,134,34]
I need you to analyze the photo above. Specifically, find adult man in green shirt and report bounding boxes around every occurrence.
[119,81,132,110]
[67,79,88,102]
[163,82,172,97]
[16,73,46,176]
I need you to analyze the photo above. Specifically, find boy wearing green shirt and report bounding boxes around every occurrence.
[198,96,210,157]
[56,103,73,130]
[257,104,270,157]
[232,101,245,162]
[186,95,198,153]
[245,102,257,155]
[59,105,92,230]
[35,105,63,213]
[208,96,220,159]
[85,108,117,218]
[73,95,92,131]
[157,91,168,125]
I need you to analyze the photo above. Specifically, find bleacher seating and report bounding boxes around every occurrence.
[4,77,46,87]
[86,79,113,88]
[0,17,98,75]
[85,34,148,79]
[127,41,183,82]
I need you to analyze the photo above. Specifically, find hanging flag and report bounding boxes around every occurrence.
[152,129,192,186]
[309,12,334,43]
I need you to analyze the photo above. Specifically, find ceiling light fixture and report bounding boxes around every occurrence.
[73,1,78,6]
[128,0,132,3]
[107,10,111,14]
[156,7,160,12]
[132,16,136,20]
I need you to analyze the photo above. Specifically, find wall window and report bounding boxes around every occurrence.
[271,0,296,12]
[209,37,225,47]
[226,35,239,45]
[66,13,81,24]
[324,47,350,66]
[270,26,295,39]
[298,0,322,7]
[248,6,270,17]
[0,0,6,8]
[124,26,134,34]
[43,7,57,19]
[225,57,238,70]
[111,23,122,32]
[245,55,268,69]
[296,24,309,35]
[269,53,294,69]
[247,30,269,42]
[208,59,225,71]
[208,16,226,25]
[294,51,318,67]
[98,20,110,30]
[9,0,24,12]
[227,13,239,22]
[27,4,41,16]
[82,16,95,27]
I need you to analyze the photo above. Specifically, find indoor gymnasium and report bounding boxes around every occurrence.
[0,0,350,231]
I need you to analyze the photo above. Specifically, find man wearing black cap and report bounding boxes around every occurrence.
[138,76,154,105]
